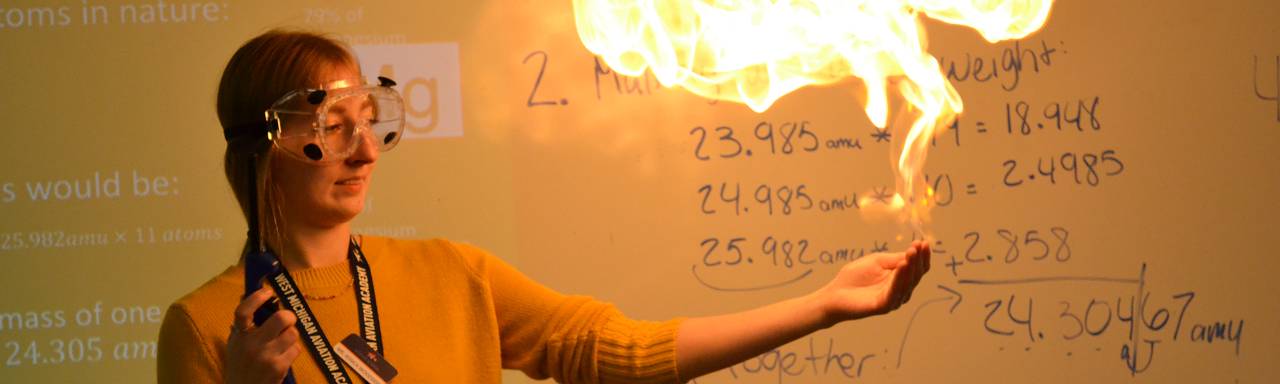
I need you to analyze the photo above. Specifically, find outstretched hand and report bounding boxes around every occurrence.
[818,241,931,323]
[674,240,932,380]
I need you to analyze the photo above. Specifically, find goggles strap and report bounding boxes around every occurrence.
[224,120,271,150]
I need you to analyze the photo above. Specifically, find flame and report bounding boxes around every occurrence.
[573,0,1053,231]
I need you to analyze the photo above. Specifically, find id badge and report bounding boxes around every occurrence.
[334,334,398,383]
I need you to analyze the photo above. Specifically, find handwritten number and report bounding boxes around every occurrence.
[690,127,710,161]
[1037,157,1056,184]
[1171,292,1195,341]
[930,174,955,207]
[1007,150,1122,187]
[1007,295,1035,342]
[964,232,983,263]
[522,51,559,107]
[1015,102,1031,135]
[1102,149,1125,176]
[755,185,773,215]
[998,229,1019,263]
[762,237,777,265]
[1084,299,1113,336]
[949,118,962,146]
[1082,96,1102,130]
[984,299,1014,336]
[800,122,820,151]
[1026,230,1050,260]
[1063,99,1083,131]
[796,185,814,210]
[701,238,720,266]
[778,186,793,215]
[1082,153,1101,186]
[1059,301,1084,340]
[798,240,810,265]
[725,238,746,265]
[1061,153,1079,184]
[1051,227,1071,262]
[715,126,742,158]
[755,122,776,154]
[698,184,715,214]
[1045,102,1062,130]
[780,240,795,267]
[1115,295,1136,339]
[1006,102,1013,134]
[779,123,796,153]
[720,182,741,215]
[1141,292,1171,331]
[1003,160,1022,187]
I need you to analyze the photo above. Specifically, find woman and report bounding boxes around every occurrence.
[157,29,930,384]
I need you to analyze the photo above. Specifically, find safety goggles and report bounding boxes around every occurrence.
[259,76,404,163]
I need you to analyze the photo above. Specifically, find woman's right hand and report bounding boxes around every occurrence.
[225,285,301,384]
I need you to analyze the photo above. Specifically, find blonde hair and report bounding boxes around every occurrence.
[215,29,358,256]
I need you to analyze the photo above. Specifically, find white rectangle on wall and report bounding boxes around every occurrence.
[354,43,464,139]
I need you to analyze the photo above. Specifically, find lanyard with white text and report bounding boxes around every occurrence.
[267,237,383,384]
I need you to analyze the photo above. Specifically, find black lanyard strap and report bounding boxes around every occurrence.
[348,238,384,353]
[268,237,383,384]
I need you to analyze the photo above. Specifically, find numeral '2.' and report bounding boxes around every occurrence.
[523,51,568,107]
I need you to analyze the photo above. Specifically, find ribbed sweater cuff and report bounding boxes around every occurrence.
[596,316,685,384]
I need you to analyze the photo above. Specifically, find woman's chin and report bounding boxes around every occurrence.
[320,197,366,224]
[340,200,366,219]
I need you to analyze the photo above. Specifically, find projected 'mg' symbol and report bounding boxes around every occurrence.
[377,64,439,135]
[356,43,464,139]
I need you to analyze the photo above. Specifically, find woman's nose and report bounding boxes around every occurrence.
[345,127,379,165]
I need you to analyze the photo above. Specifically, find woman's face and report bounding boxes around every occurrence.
[269,66,378,229]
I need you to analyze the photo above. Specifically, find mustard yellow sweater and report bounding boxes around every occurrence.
[157,236,684,383]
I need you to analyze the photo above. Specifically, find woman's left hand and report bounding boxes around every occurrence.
[674,240,931,380]
[816,241,931,323]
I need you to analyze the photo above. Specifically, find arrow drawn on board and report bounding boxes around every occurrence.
[896,284,963,368]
